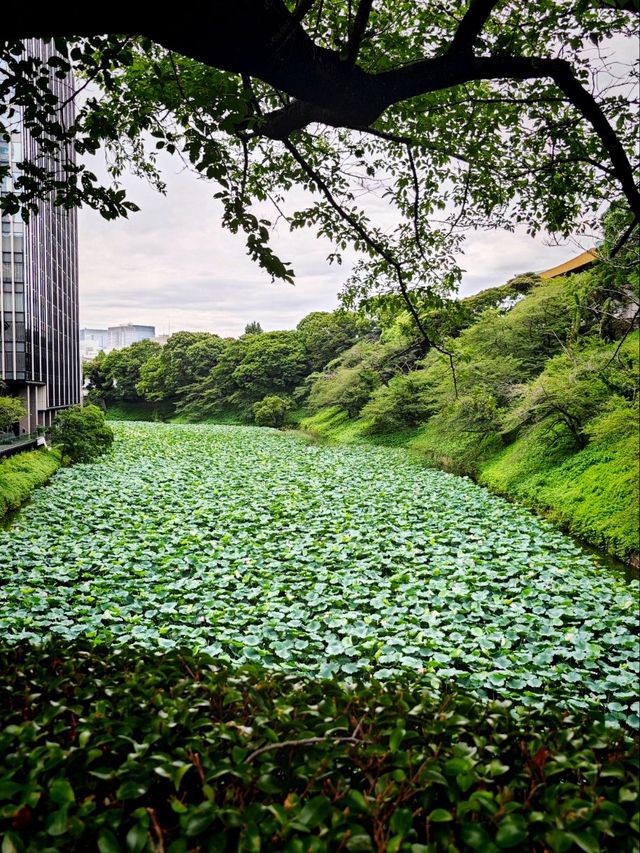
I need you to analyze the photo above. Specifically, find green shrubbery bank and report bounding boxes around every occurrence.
[0,448,61,518]
[0,406,113,519]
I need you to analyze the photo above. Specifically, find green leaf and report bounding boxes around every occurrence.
[242,823,261,852]
[298,796,332,829]
[1,834,22,853]
[0,783,22,801]
[461,824,491,849]
[429,809,453,822]
[49,779,75,805]
[46,806,69,837]
[117,782,148,800]
[98,831,122,853]
[389,727,406,751]
[389,808,413,835]
[126,823,148,853]
[344,790,368,813]
[496,815,528,848]
[566,831,601,853]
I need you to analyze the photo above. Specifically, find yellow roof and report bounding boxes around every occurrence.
[539,249,598,279]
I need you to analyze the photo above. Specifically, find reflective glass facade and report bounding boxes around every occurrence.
[0,40,79,430]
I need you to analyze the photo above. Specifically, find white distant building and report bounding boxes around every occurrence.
[108,324,156,350]
[79,324,157,361]
[79,328,109,362]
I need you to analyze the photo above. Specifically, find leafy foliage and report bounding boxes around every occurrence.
[0,396,26,431]
[1,422,638,725]
[297,311,370,373]
[504,345,638,449]
[86,340,162,404]
[135,332,227,402]
[252,395,294,428]
[86,310,363,421]
[50,405,114,463]
[0,643,638,852]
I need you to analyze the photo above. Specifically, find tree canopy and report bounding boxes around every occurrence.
[1,2,638,343]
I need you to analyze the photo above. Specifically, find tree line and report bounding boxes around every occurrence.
[84,311,372,426]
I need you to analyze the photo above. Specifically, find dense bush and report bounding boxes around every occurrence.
[361,371,435,432]
[0,396,26,432]
[0,643,637,853]
[309,365,381,418]
[51,405,114,463]
[252,394,293,427]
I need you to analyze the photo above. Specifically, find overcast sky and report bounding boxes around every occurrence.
[78,152,593,338]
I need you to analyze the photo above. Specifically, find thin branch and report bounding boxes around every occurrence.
[348,125,413,145]
[609,216,639,258]
[168,50,188,104]
[239,134,249,201]
[548,61,640,220]
[247,735,361,763]
[345,0,374,65]
[283,135,459,395]
[292,0,317,24]
[146,808,165,853]
[407,144,427,263]
[313,0,325,38]
[58,36,134,113]
[603,307,639,369]
[453,168,473,238]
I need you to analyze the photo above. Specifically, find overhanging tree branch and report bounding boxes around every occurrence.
[3,5,638,215]
[281,135,459,395]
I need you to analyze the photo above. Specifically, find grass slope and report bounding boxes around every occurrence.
[0,447,61,518]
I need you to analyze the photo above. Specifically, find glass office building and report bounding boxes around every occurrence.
[0,40,80,432]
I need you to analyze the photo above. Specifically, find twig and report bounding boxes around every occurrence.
[247,735,361,763]
[603,307,639,369]
[407,144,427,263]
[146,808,165,853]
[609,216,638,259]
[179,657,199,681]
[345,0,374,65]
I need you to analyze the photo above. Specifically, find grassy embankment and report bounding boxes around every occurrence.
[301,391,639,566]
[0,447,61,518]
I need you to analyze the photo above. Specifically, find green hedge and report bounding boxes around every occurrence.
[1,644,638,852]
[0,448,61,518]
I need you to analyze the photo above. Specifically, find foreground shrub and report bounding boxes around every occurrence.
[51,404,114,463]
[0,644,638,852]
